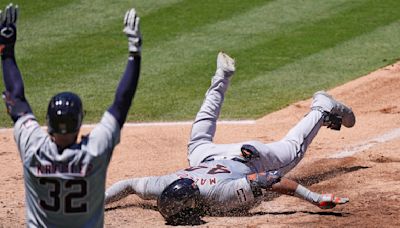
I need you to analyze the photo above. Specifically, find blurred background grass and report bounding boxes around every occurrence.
[1,0,399,127]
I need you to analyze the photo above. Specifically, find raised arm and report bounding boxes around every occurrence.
[0,4,32,123]
[108,8,142,128]
[248,172,349,209]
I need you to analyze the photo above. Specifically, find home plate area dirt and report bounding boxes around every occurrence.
[1,62,400,227]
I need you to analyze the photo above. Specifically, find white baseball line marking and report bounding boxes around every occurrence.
[0,120,256,132]
[2,122,399,159]
[330,128,400,158]
[82,120,256,128]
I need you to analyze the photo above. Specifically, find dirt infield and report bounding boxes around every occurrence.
[1,62,400,227]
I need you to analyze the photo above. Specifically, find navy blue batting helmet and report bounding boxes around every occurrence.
[157,178,200,223]
[46,92,83,135]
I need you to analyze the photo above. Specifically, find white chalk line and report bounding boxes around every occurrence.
[83,120,256,128]
[0,120,256,133]
[2,121,399,159]
[330,128,400,158]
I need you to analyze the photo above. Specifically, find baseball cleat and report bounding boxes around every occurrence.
[311,91,355,130]
[216,51,235,78]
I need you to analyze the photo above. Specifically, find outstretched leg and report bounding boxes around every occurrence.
[187,52,235,165]
[252,91,355,175]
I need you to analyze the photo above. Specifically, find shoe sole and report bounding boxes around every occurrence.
[314,91,356,128]
[217,52,235,72]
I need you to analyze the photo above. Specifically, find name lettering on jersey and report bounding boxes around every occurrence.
[196,177,217,186]
[236,188,247,203]
[36,163,93,176]
[181,163,232,186]
[209,177,216,185]
[22,118,36,129]
[177,173,218,186]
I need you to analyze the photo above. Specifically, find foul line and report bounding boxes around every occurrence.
[82,120,256,128]
[0,120,256,132]
[3,120,398,159]
[330,128,400,158]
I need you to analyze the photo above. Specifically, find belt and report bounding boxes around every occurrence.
[203,156,247,163]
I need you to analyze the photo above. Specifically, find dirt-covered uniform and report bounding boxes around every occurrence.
[105,53,332,213]
[106,159,260,213]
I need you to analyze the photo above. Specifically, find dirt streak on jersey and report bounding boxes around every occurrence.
[177,159,258,212]
[127,159,259,213]
[14,112,120,228]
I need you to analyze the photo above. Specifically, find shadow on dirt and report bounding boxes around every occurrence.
[252,210,351,217]
[261,165,369,202]
[106,202,157,212]
[165,217,206,226]
[105,165,365,226]
[200,208,351,220]
[294,165,369,187]
[106,203,207,226]
[164,209,207,226]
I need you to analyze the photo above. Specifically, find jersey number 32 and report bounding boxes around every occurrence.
[39,178,88,213]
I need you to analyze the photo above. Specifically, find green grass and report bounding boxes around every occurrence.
[1,0,400,127]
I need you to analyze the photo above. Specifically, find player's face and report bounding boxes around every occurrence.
[51,132,79,150]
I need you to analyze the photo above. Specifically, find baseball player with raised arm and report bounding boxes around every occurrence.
[105,52,355,224]
[1,4,142,227]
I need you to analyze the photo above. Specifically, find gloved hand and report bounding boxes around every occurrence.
[247,170,282,189]
[0,3,18,57]
[315,193,349,209]
[295,184,349,209]
[123,8,142,55]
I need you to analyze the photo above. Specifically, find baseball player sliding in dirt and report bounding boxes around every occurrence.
[105,51,355,224]
[1,4,142,227]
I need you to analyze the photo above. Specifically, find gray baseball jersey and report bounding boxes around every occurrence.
[106,64,329,213]
[14,111,120,228]
[105,159,258,213]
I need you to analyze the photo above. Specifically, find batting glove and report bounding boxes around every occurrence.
[247,170,282,189]
[0,3,18,57]
[123,8,142,55]
[315,193,349,209]
[295,184,349,209]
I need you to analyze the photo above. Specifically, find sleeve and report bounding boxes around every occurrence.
[107,56,141,128]
[105,174,177,204]
[86,111,121,157]
[13,114,47,161]
[2,56,32,123]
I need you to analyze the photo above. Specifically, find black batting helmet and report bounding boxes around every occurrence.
[157,178,200,223]
[46,92,83,135]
